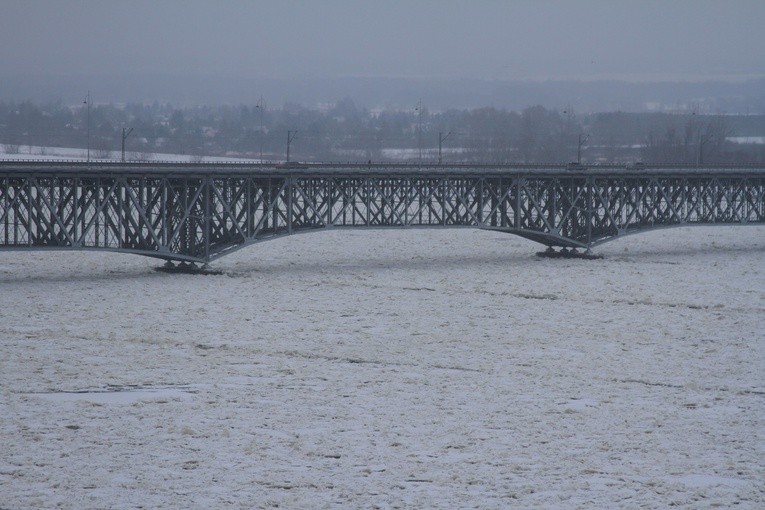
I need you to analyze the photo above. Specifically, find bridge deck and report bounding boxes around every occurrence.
[0,160,762,175]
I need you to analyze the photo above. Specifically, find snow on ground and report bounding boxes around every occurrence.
[727,136,765,145]
[0,145,260,163]
[0,226,763,509]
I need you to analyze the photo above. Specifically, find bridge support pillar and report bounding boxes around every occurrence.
[155,260,221,275]
[536,246,603,260]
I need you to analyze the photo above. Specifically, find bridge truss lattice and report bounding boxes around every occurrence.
[1,163,763,263]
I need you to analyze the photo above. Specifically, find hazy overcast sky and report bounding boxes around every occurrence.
[2,0,764,82]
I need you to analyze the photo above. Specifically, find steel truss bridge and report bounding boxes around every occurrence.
[1,162,763,264]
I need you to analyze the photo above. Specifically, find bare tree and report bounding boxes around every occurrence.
[93,148,112,159]
[699,116,733,164]
[134,151,153,161]
[92,138,112,159]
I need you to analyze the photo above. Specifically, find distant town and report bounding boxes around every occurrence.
[2,98,764,165]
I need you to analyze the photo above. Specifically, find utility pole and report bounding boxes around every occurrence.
[697,132,711,166]
[121,127,133,163]
[416,99,423,166]
[577,133,590,165]
[83,91,91,163]
[438,131,452,165]
[256,96,265,163]
[286,130,297,163]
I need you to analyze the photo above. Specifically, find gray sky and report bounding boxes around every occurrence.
[2,0,764,82]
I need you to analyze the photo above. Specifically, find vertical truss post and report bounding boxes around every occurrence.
[72,177,79,245]
[118,178,125,250]
[478,177,484,225]
[160,178,167,247]
[246,177,252,237]
[265,178,272,233]
[327,176,333,226]
[365,177,370,227]
[180,179,189,256]
[403,177,409,226]
[27,177,32,247]
[204,176,211,262]
[514,177,521,230]
[94,178,101,247]
[586,175,593,247]
[442,178,447,226]
[287,175,293,234]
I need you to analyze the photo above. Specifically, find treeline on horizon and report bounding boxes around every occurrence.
[1,99,764,165]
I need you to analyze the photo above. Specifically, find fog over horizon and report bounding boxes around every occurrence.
[2,0,765,111]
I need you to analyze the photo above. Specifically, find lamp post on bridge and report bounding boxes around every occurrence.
[83,91,91,164]
[256,96,265,163]
[577,133,590,165]
[121,127,133,163]
[438,131,452,165]
[286,130,297,163]
[415,99,423,166]
[697,132,712,166]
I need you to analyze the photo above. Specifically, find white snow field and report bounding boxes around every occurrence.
[0,145,260,163]
[1,226,763,509]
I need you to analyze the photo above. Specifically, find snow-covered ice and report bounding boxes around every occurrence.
[0,145,260,163]
[1,226,763,508]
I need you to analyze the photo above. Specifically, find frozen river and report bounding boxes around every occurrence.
[1,226,763,508]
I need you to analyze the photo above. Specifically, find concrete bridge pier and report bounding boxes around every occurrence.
[536,246,603,259]
[156,260,217,274]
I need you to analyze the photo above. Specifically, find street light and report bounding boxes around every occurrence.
[438,131,452,165]
[121,127,133,163]
[577,133,590,165]
[415,99,423,166]
[697,132,712,166]
[83,91,91,163]
[255,96,265,163]
[286,130,297,163]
